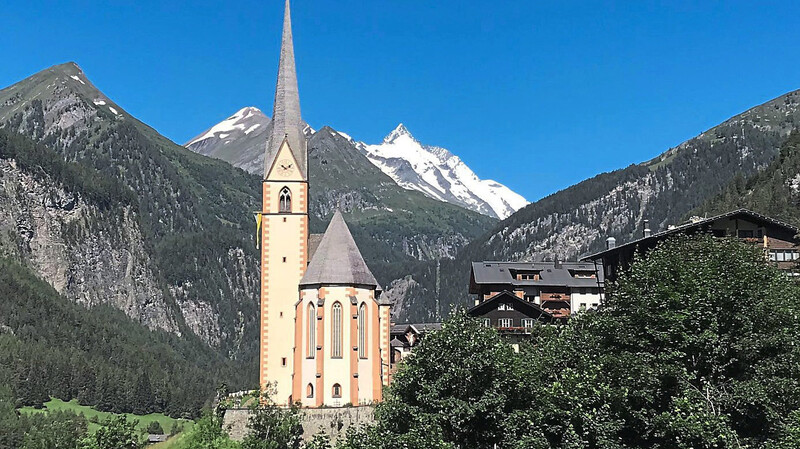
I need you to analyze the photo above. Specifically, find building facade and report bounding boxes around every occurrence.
[469,261,605,320]
[259,0,390,407]
[584,209,800,281]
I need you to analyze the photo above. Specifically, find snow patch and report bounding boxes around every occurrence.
[108,107,119,115]
[244,123,261,135]
[70,75,86,85]
[93,99,106,106]
[186,107,263,146]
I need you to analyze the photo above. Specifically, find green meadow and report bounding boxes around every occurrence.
[19,398,194,439]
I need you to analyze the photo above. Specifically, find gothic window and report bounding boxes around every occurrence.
[307,303,316,359]
[331,302,343,358]
[279,187,292,213]
[306,383,314,398]
[332,383,342,398]
[358,303,367,359]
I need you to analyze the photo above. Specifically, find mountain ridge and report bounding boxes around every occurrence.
[414,86,800,319]
[185,109,527,218]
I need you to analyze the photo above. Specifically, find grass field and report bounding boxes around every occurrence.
[19,398,194,443]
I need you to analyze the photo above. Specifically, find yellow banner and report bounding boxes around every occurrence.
[254,213,262,249]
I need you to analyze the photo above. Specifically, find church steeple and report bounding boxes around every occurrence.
[265,0,307,180]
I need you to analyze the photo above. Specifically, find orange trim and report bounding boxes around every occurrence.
[371,301,381,401]
[380,306,391,387]
[259,214,270,391]
[350,301,359,405]
[292,299,303,404]
[315,294,325,407]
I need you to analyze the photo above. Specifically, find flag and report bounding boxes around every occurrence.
[254,213,262,249]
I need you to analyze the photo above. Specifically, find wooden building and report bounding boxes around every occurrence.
[469,260,605,320]
[583,209,800,281]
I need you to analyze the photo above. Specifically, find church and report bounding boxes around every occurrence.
[258,0,391,407]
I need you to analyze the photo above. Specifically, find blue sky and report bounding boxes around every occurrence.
[2,1,800,202]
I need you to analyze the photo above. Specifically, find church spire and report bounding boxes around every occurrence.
[265,0,307,179]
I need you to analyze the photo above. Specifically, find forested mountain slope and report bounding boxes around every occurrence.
[695,130,800,225]
[405,88,800,318]
[0,63,263,362]
[0,62,493,345]
[0,256,246,417]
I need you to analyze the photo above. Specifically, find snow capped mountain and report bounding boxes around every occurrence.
[186,108,526,219]
[353,124,528,219]
[186,107,272,174]
[185,107,315,175]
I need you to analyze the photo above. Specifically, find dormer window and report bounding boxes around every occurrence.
[511,270,540,281]
[279,187,292,213]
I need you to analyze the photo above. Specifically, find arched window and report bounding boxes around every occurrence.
[306,383,314,398]
[358,303,367,359]
[307,303,316,359]
[331,302,343,358]
[332,383,342,398]
[279,187,292,213]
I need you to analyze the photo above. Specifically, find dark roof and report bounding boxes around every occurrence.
[308,233,324,261]
[583,209,800,262]
[390,322,442,336]
[390,337,405,348]
[470,260,604,293]
[467,291,554,322]
[300,210,380,289]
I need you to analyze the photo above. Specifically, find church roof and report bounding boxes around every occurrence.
[264,0,307,180]
[300,210,380,289]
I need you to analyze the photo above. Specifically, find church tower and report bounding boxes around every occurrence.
[260,0,308,404]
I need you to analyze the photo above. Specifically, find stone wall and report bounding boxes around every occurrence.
[223,406,375,442]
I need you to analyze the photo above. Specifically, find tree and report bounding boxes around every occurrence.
[81,416,140,449]
[176,412,239,449]
[342,235,800,449]
[21,411,88,449]
[240,390,303,449]
[365,312,520,449]
[146,421,164,435]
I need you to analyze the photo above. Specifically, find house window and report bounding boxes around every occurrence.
[481,318,491,327]
[331,302,343,358]
[738,230,754,238]
[770,249,800,262]
[306,383,314,398]
[358,303,367,359]
[281,357,287,367]
[498,303,514,311]
[307,303,316,359]
[498,318,513,328]
[521,318,534,328]
[279,187,292,213]
[332,384,342,398]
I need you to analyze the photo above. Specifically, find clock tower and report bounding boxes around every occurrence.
[259,0,308,404]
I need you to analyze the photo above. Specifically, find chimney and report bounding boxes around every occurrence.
[643,220,652,238]
[606,237,616,249]
[553,257,562,269]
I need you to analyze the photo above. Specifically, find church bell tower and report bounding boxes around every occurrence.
[259,0,308,404]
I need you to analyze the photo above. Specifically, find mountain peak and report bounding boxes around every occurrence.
[384,123,414,143]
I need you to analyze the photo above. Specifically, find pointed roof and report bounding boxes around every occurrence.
[300,211,380,289]
[264,0,307,179]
